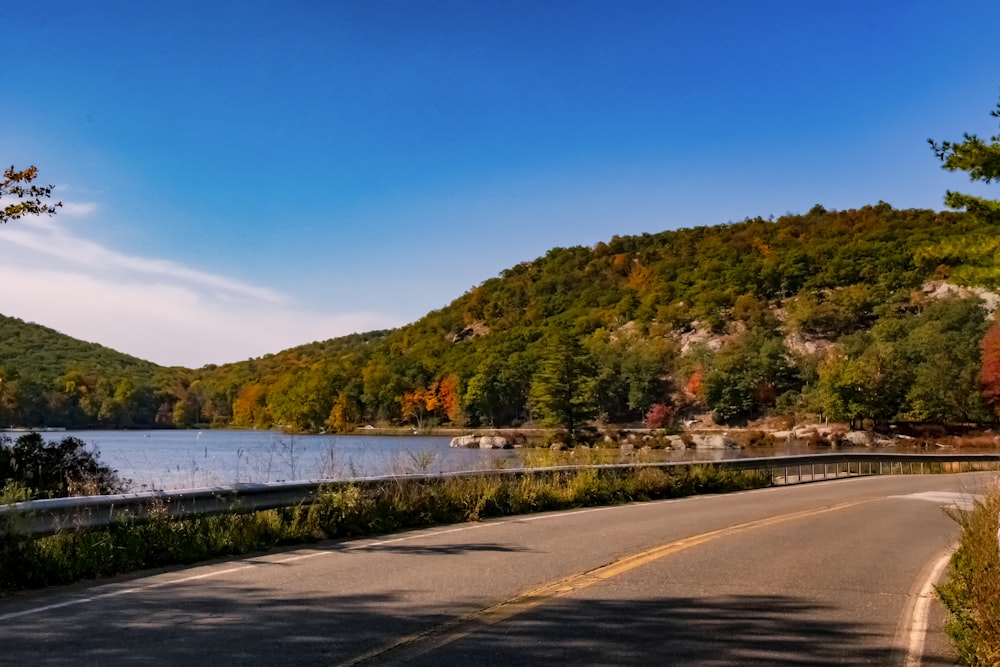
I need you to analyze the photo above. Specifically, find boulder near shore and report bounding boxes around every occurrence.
[450,435,511,449]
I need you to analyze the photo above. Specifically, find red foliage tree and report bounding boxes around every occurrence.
[979,320,1000,415]
[644,403,676,429]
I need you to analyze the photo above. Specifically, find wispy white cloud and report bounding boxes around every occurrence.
[0,218,401,367]
[58,201,99,217]
[3,216,287,304]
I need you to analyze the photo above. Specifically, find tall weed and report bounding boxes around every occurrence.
[938,484,1000,665]
[0,465,770,593]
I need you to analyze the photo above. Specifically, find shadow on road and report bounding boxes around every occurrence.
[400,593,956,666]
[363,542,534,556]
[0,582,955,666]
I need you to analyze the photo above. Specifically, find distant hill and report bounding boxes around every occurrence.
[0,314,168,428]
[0,314,161,383]
[193,203,1000,433]
[4,203,1000,433]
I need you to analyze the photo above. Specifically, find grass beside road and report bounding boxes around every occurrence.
[0,464,769,593]
[937,483,1000,665]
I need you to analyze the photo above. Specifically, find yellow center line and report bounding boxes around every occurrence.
[337,498,876,666]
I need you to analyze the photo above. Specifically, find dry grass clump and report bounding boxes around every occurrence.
[938,483,1000,665]
[734,430,778,448]
[945,434,1000,449]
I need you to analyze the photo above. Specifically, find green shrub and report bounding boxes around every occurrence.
[0,433,129,499]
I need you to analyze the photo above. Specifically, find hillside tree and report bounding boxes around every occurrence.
[528,333,597,440]
[702,329,799,424]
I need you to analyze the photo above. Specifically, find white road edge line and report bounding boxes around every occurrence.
[902,548,954,667]
[0,503,635,621]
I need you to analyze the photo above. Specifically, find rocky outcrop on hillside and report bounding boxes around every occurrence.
[921,280,1000,317]
[670,280,1000,364]
[448,320,491,343]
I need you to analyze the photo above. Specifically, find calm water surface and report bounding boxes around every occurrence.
[56,430,518,490]
[41,429,981,491]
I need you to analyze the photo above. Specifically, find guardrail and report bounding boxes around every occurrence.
[2,452,998,536]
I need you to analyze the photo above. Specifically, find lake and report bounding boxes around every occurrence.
[45,430,522,491]
[39,429,766,491]
[17,429,970,492]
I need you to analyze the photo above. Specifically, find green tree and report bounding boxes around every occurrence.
[98,378,137,428]
[465,352,533,427]
[361,358,405,425]
[172,380,206,428]
[815,340,910,429]
[702,329,798,424]
[528,333,597,439]
[930,97,1000,221]
[266,369,334,431]
[1,165,61,222]
[786,285,879,338]
[586,328,674,423]
[902,298,989,423]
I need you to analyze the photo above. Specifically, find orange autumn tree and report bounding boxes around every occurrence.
[400,386,440,428]
[232,383,268,427]
[437,373,464,425]
[400,375,465,428]
[327,392,362,433]
[686,365,703,397]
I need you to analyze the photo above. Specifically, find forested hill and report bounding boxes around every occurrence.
[0,314,171,427]
[0,314,161,384]
[4,203,1000,432]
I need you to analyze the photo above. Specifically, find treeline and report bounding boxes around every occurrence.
[3,204,1000,434]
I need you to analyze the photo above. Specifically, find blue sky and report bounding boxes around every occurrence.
[4,0,1000,367]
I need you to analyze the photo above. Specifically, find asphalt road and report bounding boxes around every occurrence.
[2,472,993,666]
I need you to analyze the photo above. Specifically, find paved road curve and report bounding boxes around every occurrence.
[2,472,993,666]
